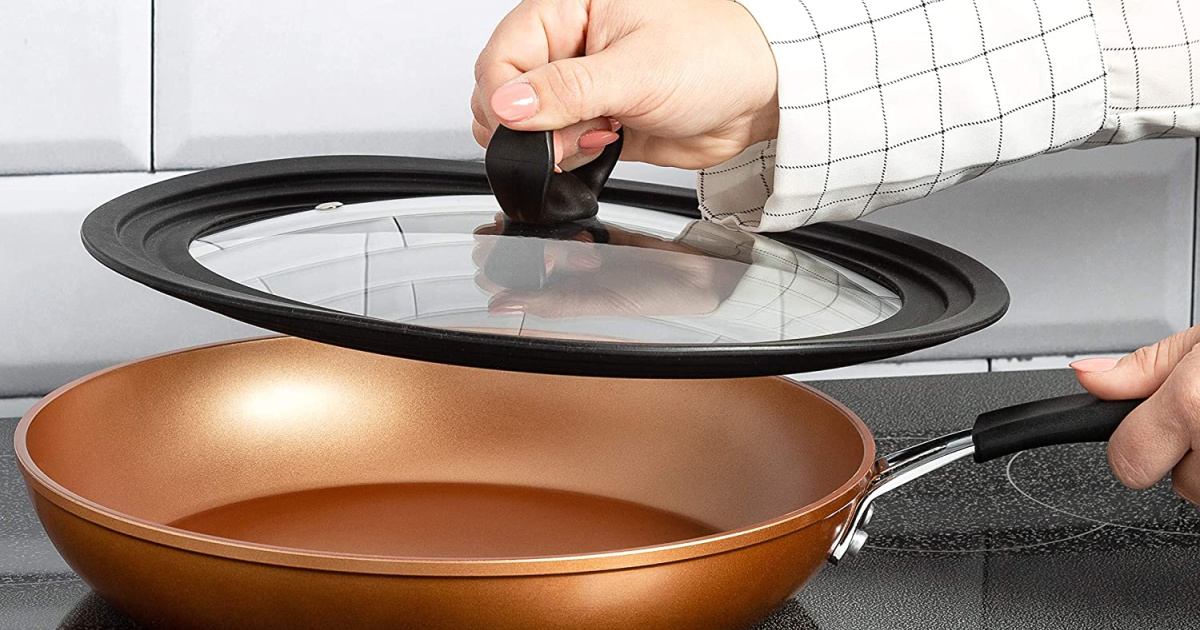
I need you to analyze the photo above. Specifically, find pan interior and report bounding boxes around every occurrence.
[167,482,722,557]
[21,338,869,560]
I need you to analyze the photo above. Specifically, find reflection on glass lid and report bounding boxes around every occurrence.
[190,196,901,344]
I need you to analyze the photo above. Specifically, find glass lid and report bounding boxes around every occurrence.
[189,196,901,345]
[81,154,1009,378]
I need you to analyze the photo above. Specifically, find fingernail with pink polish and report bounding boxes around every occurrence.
[1069,357,1119,373]
[491,83,538,122]
[608,118,622,131]
[553,131,564,163]
[579,130,620,150]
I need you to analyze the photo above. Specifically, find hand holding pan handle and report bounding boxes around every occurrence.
[829,393,1145,564]
[485,126,624,224]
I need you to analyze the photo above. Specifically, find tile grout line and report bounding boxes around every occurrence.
[149,0,157,173]
[0,168,160,178]
[1192,137,1198,325]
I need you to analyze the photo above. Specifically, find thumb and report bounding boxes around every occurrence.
[1073,326,1200,400]
[490,51,631,131]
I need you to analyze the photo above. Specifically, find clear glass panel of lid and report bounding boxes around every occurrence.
[190,196,901,344]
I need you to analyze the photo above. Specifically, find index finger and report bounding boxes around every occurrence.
[473,0,589,128]
[1107,354,1200,488]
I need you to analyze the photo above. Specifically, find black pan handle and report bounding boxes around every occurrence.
[831,391,1146,564]
[485,126,624,225]
[971,393,1145,463]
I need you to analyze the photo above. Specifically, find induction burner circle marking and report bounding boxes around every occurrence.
[857,438,1108,555]
[862,523,1108,555]
[1006,444,1200,537]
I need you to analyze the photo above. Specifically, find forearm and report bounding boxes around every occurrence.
[701,0,1200,232]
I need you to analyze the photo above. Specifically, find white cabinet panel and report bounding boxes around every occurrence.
[0,2,150,174]
[153,0,703,182]
[866,140,1195,360]
[0,172,263,397]
[154,0,514,168]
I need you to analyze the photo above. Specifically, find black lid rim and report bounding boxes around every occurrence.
[81,155,1010,379]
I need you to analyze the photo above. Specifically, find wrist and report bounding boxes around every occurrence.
[729,0,779,144]
[748,92,780,146]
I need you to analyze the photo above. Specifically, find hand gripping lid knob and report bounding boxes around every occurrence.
[485,126,624,225]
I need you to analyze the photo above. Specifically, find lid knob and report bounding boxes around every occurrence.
[485,126,624,224]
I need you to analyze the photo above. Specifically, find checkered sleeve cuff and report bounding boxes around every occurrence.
[699,0,1108,232]
[1083,0,1200,146]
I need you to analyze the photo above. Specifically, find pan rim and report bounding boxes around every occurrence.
[14,336,877,577]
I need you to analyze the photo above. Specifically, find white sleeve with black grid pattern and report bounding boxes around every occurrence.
[699,0,1199,232]
[1085,0,1200,145]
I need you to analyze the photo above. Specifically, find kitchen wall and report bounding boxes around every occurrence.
[1,2,1196,410]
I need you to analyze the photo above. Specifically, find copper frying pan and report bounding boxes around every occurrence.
[15,337,1139,630]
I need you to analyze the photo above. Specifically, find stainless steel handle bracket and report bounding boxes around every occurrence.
[828,430,975,565]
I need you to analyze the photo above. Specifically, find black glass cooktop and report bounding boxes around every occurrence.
[4,370,1198,630]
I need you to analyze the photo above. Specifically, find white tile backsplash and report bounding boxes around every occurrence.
[789,360,990,382]
[611,162,698,188]
[0,2,150,174]
[867,140,1195,360]
[989,353,1132,372]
